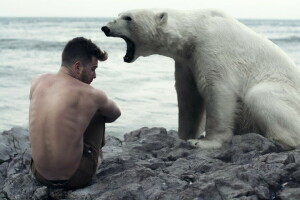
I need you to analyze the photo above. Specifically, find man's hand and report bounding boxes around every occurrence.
[98,149,103,166]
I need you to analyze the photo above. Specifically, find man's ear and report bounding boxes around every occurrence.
[156,12,168,25]
[73,61,82,75]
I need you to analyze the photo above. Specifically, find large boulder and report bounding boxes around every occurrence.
[0,127,299,200]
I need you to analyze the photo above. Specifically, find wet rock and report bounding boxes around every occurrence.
[32,187,48,200]
[3,173,41,200]
[0,143,11,164]
[0,127,300,200]
[279,187,300,200]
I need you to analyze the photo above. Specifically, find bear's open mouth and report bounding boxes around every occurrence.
[121,36,135,63]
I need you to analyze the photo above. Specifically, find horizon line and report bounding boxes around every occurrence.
[0,16,300,20]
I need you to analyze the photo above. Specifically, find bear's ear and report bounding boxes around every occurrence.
[156,12,168,25]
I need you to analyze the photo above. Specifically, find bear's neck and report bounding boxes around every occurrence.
[157,30,196,61]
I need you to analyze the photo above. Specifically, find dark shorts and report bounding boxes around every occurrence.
[31,113,105,190]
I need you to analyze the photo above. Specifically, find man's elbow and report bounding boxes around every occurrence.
[106,110,121,123]
[115,109,121,121]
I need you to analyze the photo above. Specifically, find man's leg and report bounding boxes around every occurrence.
[84,110,106,157]
[66,111,106,189]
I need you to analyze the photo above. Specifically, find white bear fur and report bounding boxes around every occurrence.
[104,9,300,150]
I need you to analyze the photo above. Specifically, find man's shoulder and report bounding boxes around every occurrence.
[35,73,53,79]
[31,73,53,84]
[81,85,106,98]
[79,85,107,103]
[30,74,54,99]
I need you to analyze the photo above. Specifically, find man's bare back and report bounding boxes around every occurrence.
[29,37,120,186]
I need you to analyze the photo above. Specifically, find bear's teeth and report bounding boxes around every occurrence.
[121,36,135,63]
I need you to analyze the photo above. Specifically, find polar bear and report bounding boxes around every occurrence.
[102,9,300,150]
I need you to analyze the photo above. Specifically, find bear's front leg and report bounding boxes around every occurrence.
[175,63,205,140]
[188,83,236,149]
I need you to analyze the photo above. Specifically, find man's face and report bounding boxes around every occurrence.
[79,57,98,85]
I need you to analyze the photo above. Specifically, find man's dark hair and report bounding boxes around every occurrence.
[61,37,108,67]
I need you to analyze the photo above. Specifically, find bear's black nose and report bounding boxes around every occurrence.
[101,26,110,36]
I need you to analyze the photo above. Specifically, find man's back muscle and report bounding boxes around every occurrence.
[29,74,98,180]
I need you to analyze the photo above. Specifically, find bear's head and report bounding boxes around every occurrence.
[101,9,169,63]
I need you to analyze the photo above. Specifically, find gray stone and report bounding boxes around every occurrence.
[2,127,30,154]
[1,127,300,200]
[3,173,40,200]
[32,187,48,200]
[0,162,9,189]
[0,142,11,164]
[279,188,300,200]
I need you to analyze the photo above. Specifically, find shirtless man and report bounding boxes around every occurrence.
[29,37,121,189]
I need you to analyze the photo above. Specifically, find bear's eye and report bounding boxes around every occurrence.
[123,16,132,21]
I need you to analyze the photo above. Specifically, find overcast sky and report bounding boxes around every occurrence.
[1,0,300,19]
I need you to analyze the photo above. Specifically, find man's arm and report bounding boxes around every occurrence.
[93,89,121,123]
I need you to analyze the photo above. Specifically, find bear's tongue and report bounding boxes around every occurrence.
[123,37,135,63]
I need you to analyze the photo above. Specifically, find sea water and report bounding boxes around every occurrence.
[0,17,299,138]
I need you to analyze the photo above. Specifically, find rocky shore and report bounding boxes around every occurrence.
[0,127,299,200]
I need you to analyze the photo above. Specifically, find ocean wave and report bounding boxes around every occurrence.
[0,38,126,52]
[271,36,300,43]
[0,38,65,51]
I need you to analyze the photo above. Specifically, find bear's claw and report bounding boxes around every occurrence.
[188,139,222,149]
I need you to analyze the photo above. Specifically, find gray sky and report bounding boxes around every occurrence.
[1,0,300,19]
